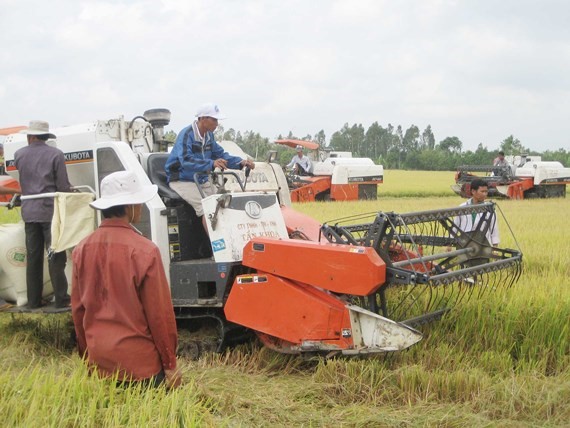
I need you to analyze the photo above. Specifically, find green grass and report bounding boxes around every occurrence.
[1,172,569,427]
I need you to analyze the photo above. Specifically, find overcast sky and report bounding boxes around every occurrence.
[2,0,569,152]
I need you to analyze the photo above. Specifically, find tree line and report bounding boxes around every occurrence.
[165,122,570,170]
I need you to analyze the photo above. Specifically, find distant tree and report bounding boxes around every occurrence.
[223,128,236,141]
[236,131,270,160]
[329,127,347,152]
[421,125,435,150]
[403,125,420,152]
[314,130,326,146]
[437,136,463,153]
[214,124,224,141]
[500,135,527,155]
[406,149,457,170]
[164,130,177,143]
[394,125,404,168]
[351,124,366,155]
[365,122,386,161]
[383,123,396,162]
[330,123,365,155]
[235,131,243,145]
[461,143,492,166]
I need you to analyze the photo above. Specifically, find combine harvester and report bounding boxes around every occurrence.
[453,155,570,199]
[276,139,384,202]
[1,110,522,356]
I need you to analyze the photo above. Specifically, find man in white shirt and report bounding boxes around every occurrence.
[493,151,509,167]
[286,145,312,176]
[455,179,499,246]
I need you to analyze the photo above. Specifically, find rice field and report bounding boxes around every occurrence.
[1,171,569,427]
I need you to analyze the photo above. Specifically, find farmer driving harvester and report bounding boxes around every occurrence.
[165,103,255,235]
[286,145,312,176]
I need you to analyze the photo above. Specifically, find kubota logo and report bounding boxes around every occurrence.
[245,201,262,219]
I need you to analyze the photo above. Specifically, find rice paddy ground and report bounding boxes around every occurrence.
[1,170,568,427]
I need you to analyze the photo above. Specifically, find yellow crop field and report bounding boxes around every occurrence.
[1,172,569,427]
[380,169,456,197]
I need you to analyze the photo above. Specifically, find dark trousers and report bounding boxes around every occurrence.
[24,222,69,308]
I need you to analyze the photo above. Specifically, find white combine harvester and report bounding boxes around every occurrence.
[453,155,570,199]
[276,139,384,202]
[0,109,523,357]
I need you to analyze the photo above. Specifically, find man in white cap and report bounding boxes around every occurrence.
[165,103,255,233]
[286,145,312,176]
[14,120,72,309]
[71,170,181,388]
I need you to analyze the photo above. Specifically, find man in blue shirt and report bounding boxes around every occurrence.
[165,103,254,233]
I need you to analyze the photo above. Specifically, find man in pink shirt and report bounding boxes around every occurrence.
[71,170,181,388]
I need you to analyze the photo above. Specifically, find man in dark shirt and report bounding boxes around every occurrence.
[14,121,72,309]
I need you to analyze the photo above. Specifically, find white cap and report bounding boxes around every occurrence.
[19,120,56,139]
[90,170,158,210]
[195,103,226,120]
[296,145,303,151]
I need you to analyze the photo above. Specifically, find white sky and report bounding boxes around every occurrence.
[1,0,569,152]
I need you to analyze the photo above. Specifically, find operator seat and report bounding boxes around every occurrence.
[147,153,182,202]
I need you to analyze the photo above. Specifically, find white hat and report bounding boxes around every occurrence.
[90,170,158,210]
[195,103,226,120]
[296,145,303,151]
[19,120,56,139]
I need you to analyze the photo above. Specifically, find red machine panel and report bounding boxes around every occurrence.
[224,273,353,347]
[242,238,386,296]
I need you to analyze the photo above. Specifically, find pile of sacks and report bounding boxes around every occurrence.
[0,223,55,306]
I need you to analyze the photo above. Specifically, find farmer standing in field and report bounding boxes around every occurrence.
[14,121,72,309]
[71,170,181,388]
[454,178,500,247]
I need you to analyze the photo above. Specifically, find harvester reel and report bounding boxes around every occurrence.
[320,203,522,325]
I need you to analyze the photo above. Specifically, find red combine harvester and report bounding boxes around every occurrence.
[453,155,570,199]
[276,139,384,202]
